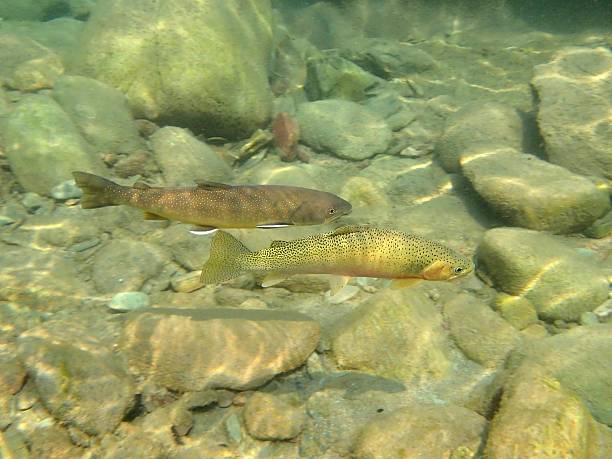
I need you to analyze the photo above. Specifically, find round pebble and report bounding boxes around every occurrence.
[21,192,45,211]
[579,311,599,326]
[50,179,82,200]
[108,291,150,312]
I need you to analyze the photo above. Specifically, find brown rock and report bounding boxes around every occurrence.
[243,392,305,440]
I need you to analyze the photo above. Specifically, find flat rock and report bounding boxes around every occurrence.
[485,364,606,458]
[506,325,612,426]
[118,308,320,391]
[243,392,305,440]
[2,94,103,195]
[296,99,392,160]
[52,75,145,155]
[74,0,274,138]
[477,227,609,321]
[532,47,612,181]
[0,244,90,312]
[353,403,486,459]
[461,147,609,233]
[92,239,168,294]
[436,101,523,172]
[443,294,522,367]
[17,318,134,436]
[150,126,232,185]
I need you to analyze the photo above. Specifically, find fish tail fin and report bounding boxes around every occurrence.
[72,171,124,209]
[200,231,250,284]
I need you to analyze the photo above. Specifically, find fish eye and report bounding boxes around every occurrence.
[454,267,463,274]
[328,208,336,215]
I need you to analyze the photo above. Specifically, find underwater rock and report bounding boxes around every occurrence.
[150,223,212,272]
[150,127,232,185]
[486,348,611,458]
[477,227,609,321]
[330,288,472,385]
[0,0,94,21]
[460,147,609,233]
[272,112,300,162]
[50,179,82,200]
[9,52,64,92]
[3,94,103,195]
[493,293,538,330]
[75,0,274,138]
[52,75,145,156]
[297,99,392,160]
[353,403,486,459]
[243,392,305,441]
[443,294,522,368]
[533,47,612,181]
[584,210,612,239]
[119,308,320,392]
[506,325,612,426]
[17,319,134,436]
[343,38,437,79]
[304,52,382,102]
[436,101,523,173]
[92,239,167,294]
[0,245,90,312]
[108,291,150,312]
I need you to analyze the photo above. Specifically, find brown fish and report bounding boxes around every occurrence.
[72,171,352,233]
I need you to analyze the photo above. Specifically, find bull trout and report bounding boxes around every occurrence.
[200,225,474,290]
[72,171,352,233]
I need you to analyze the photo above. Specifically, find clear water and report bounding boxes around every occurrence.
[0,1,610,458]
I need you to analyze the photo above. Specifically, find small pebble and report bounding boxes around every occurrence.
[21,192,45,212]
[327,285,360,304]
[0,214,15,226]
[593,299,612,321]
[108,291,150,312]
[171,271,204,293]
[579,311,599,326]
[225,413,242,443]
[69,238,101,252]
[50,179,82,200]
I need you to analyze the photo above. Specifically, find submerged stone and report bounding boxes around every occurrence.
[118,308,320,391]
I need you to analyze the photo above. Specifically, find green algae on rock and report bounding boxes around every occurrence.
[460,147,609,234]
[2,94,104,195]
[477,227,609,321]
[73,0,274,138]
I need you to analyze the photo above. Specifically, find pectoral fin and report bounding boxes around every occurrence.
[261,271,290,287]
[422,260,447,280]
[143,211,167,220]
[328,275,351,296]
[195,180,233,190]
[390,278,422,289]
[256,223,292,229]
[189,226,218,236]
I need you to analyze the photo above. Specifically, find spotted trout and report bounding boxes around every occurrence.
[200,225,474,290]
[72,172,352,233]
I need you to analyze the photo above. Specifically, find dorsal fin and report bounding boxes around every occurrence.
[330,225,371,236]
[195,180,234,190]
[133,181,151,190]
[270,240,291,248]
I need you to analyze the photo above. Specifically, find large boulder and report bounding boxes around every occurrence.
[436,101,524,173]
[2,94,104,195]
[74,0,274,138]
[52,75,145,155]
[532,47,612,181]
[353,403,486,459]
[119,308,320,391]
[297,99,392,160]
[461,147,609,233]
[17,318,134,436]
[477,228,609,321]
[150,126,232,185]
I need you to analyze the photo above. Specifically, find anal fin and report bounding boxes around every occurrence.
[261,271,290,288]
[143,211,167,220]
[189,226,218,236]
[390,278,422,289]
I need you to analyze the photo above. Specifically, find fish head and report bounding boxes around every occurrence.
[290,194,353,225]
[420,245,474,281]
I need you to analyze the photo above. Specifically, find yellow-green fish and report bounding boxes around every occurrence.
[200,225,474,290]
[72,171,352,234]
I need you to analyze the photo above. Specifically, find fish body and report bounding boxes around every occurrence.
[200,225,474,286]
[72,172,352,229]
